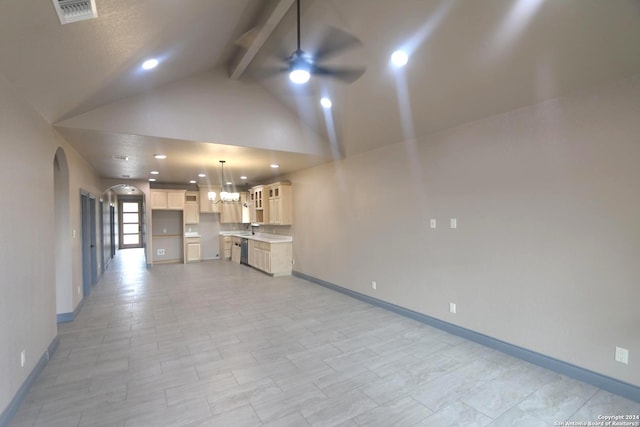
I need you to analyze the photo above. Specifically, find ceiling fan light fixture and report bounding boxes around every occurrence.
[142,58,159,70]
[391,50,409,67]
[289,67,310,84]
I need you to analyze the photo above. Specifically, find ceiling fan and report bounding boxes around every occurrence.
[260,0,366,85]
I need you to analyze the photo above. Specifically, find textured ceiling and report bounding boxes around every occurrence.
[1,0,639,187]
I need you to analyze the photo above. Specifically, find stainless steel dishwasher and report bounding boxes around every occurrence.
[240,238,249,265]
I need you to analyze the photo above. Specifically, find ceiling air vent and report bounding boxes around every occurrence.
[53,0,98,25]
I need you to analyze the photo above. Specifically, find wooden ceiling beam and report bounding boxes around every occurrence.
[229,0,295,80]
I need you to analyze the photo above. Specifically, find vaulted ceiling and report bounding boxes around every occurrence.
[1,0,640,187]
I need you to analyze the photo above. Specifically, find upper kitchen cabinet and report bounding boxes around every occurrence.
[184,191,199,224]
[267,182,292,225]
[151,189,186,210]
[250,185,269,224]
[220,192,248,224]
[199,185,221,213]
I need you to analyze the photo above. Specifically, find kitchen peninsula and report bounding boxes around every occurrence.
[219,231,292,276]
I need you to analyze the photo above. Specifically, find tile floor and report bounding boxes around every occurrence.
[7,248,640,427]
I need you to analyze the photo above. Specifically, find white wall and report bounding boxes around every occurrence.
[56,69,331,157]
[290,74,640,387]
[0,74,58,413]
[0,73,103,414]
[55,132,104,314]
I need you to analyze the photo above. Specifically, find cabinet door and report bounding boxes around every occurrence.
[167,191,185,210]
[184,202,199,224]
[200,187,221,213]
[151,190,168,209]
[220,236,231,259]
[186,242,201,262]
[263,250,271,273]
[220,202,241,223]
[269,198,281,224]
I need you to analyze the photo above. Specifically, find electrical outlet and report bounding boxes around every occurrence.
[449,302,457,314]
[430,219,437,229]
[615,347,629,365]
[372,281,377,290]
[157,249,165,256]
[20,350,26,368]
[450,218,457,229]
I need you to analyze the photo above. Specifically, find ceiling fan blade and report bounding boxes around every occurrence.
[312,26,363,63]
[311,65,366,84]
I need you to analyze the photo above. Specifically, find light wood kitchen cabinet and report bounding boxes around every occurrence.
[249,240,292,276]
[220,192,248,223]
[219,236,232,259]
[249,240,270,272]
[151,190,168,209]
[249,188,256,223]
[150,189,186,210]
[185,237,201,263]
[184,192,199,224]
[267,182,292,225]
[220,201,242,223]
[251,185,268,224]
[199,185,221,213]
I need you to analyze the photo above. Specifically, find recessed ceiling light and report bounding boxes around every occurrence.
[150,170,159,175]
[142,58,159,70]
[270,164,279,169]
[391,50,409,67]
[198,173,206,178]
[320,97,332,109]
[148,178,156,182]
[240,176,247,180]
[189,180,196,184]
[226,181,232,185]
[121,174,131,178]
[154,154,167,159]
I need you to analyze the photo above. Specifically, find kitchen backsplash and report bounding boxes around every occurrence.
[219,223,291,235]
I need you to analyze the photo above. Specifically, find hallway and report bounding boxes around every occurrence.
[8,249,640,426]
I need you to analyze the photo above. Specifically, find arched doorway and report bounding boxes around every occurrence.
[53,148,73,318]
[102,184,148,268]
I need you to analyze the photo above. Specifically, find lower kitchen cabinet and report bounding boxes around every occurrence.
[185,237,201,263]
[219,236,232,260]
[249,241,292,276]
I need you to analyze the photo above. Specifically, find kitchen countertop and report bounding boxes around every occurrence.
[219,231,292,243]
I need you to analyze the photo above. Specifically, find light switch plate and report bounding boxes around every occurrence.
[450,218,457,229]
[430,219,437,229]
[449,302,457,314]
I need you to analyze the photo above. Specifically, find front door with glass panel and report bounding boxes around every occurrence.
[120,200,142,248]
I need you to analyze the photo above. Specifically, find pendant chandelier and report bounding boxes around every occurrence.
[207,160,240,203]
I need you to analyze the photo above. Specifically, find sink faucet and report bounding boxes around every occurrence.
[249,223,260,235]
